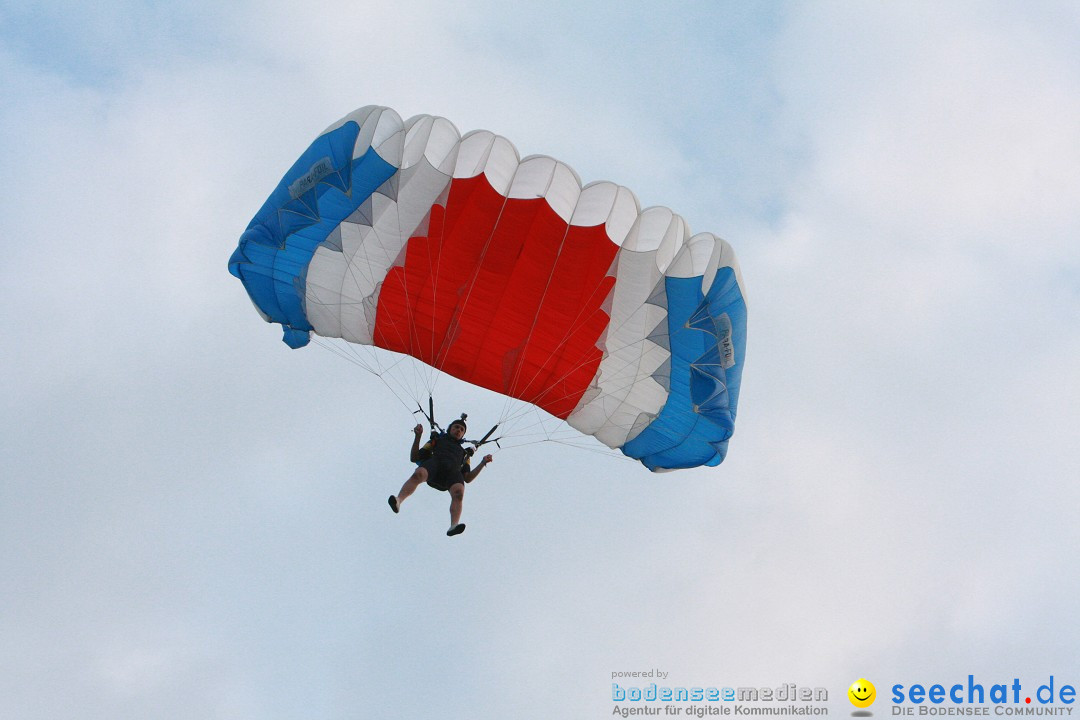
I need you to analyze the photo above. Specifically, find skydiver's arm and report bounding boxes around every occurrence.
[464,454,493,483]
[409,424,424,463]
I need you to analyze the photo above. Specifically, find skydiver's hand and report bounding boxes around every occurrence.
[413,424,424,437]
[483,454,493,464]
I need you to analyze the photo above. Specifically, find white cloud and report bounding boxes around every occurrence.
[3,2,1079,719]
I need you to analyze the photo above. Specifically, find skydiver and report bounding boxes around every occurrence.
[387,417,493,537]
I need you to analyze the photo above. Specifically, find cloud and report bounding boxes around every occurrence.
[3,2,1080,719]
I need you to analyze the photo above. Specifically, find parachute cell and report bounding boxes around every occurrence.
[228,106,748,471]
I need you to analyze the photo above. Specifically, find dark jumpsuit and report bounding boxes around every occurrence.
[417,433,471,492]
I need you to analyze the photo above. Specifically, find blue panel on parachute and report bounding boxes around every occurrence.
[620,267,747,471]
[228,121,397,348]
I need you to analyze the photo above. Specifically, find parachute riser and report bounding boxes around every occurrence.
[465,424,501,453]
[414,397,445,434]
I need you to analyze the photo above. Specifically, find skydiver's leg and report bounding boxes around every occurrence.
[391,467,428,511]
[447,482,465,535]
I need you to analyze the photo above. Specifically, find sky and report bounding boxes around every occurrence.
[1,1,1079,718]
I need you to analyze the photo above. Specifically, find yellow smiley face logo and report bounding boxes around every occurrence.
[848,679,876,708]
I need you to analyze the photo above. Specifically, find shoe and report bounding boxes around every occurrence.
[446,523,466,536]
[388,495,399,513]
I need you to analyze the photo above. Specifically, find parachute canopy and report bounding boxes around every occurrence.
[229,106,747,471]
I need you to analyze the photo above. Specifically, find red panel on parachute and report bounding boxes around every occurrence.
[373,175,618,419]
